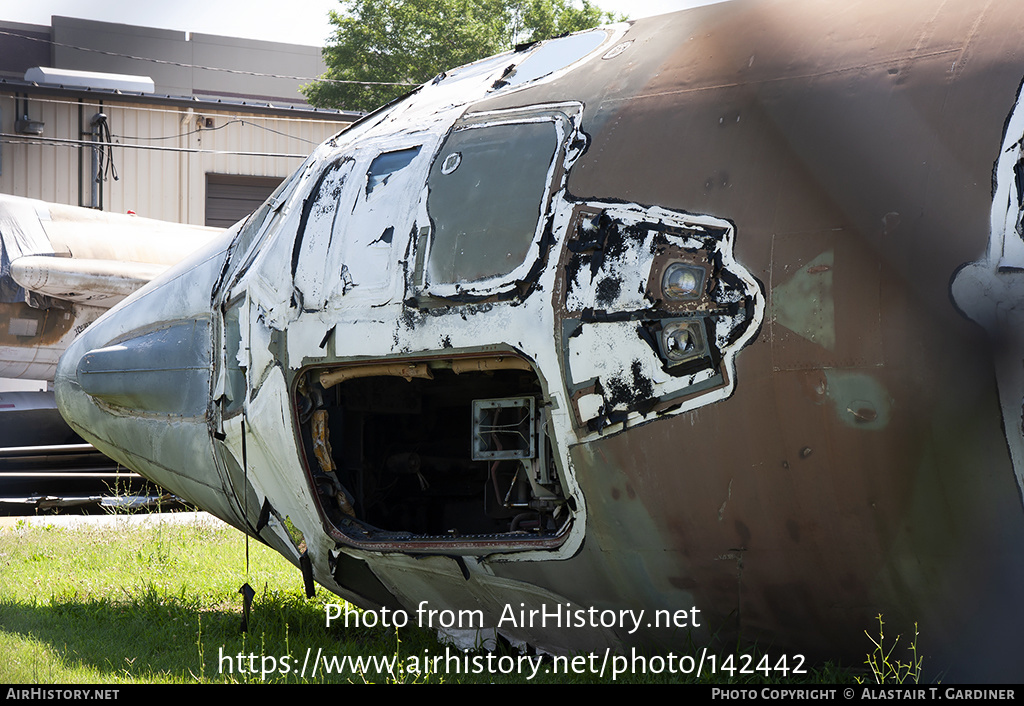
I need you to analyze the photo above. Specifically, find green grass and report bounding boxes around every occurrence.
[0,516,855,684]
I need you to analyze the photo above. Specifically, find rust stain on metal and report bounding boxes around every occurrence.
[0,302,73,347]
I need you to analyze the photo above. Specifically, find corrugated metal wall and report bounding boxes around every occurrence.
[0,94,348,226]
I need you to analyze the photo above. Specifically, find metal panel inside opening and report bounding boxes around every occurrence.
[293,356,572,554]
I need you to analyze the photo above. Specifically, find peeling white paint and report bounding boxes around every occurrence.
[952,80,1024,507]
[560,202,764,437]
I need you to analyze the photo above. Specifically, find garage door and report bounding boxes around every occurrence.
[205,174,284,228]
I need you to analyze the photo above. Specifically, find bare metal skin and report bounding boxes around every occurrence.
[52,0,1024,680]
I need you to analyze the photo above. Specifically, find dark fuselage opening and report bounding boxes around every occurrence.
[295,360,570,550]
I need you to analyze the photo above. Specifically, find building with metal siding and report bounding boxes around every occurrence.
[0,16,360,227]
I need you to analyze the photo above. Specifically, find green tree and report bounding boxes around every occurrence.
[302,0,625,112]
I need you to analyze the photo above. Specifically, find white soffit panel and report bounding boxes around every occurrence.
[25,67,155,94]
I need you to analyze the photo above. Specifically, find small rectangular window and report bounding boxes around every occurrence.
[366,147,421,196]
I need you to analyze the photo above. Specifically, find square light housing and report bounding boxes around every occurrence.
[658,319,707,366]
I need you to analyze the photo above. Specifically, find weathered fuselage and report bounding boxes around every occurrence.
[56,0,1024,680]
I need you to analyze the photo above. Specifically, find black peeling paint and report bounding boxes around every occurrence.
[603,359,656,417]
[511,217,557,305]
[299,550,316,598]
[595,275,622,306]
[256,497,274,532]
[371,226,395,245]
[291,158,351,281]
[319,326,336,350]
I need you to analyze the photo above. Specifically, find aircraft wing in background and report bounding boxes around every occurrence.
[0,194,222,380]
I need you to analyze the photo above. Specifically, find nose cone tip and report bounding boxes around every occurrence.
[54,331,91,435]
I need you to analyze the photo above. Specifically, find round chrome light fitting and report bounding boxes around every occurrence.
[661,320,706,364]
[662,263,704,300]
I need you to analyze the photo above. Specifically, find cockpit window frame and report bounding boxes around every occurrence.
[415,102,586,303]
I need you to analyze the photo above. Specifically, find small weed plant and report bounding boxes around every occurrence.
[859,614,922,684]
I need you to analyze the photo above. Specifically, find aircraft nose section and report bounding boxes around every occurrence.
[55,311,249,526]
[54,234,255,528]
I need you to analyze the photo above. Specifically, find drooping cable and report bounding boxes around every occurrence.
[90,113,118,184]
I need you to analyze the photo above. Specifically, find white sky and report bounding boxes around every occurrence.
[2,1,715,47]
